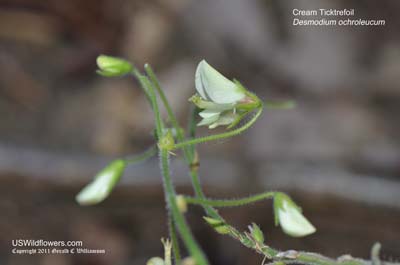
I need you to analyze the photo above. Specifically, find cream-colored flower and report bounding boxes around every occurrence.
[190,60,259,129]
[76,159,126,206]
[274,193,316,237]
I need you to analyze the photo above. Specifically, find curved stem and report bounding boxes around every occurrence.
[131,67,152,104]
[124,145,157,164]
[185,191,276,208]
[145,64,183,139]
[173,106,263,150]
[144,77,164,138]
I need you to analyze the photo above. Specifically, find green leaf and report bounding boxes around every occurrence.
[249,223,264,244]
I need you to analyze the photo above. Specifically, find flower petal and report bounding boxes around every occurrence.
[190,95,235,112]
[195,62,208,100]
[208,112,238,129]
[278,201,316,237]
[199,110,221,118]
[197,114,220,127]
[76,160,126,206]
[196,60,245,104]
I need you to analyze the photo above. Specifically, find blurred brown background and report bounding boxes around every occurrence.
[0,0,399,264]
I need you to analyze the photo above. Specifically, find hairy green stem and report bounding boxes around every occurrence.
[143,67,247,221]
[160,150,209,265]
[184,191,276,208]
[264,99,296,109]
[187,106,198,160]
[124,145,157,164]
[145,64,196,163]
[131,67,152,103]
[168,218,181,264]
[134,67,207,265]
[144,65,183,139]
[139,64,398,265]
[144,66,215,218]
[173,106,263,150]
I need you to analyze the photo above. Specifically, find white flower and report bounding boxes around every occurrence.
[76,159,126,206]
[274,193,316,237]
[191,60,259,129]
[195,60,246,104]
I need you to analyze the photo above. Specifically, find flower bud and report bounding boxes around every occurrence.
[181,257,196,265]
[146,257,164,265]
[96,55,133,77]
[158,130,175,151]
[273,193,316,237]
[176,195,188,213]
[76,159,126,206]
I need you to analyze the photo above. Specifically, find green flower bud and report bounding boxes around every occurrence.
[76,159,126,206]
[249,223,264,244]
[176,195,188,213]
[96,55,133,77]
[158,130,175,151]
[273,193,316,237]
[203,216,230,235]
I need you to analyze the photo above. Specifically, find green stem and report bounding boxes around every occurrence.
[145,64,196,163]
[134,67,207,264]
[173,106,263,150]
[160,150,209,265]
[142,70,208,265]
[131,67,152,103]
[264,99,296,109]
[124,145,157,164]
[185,191,276,208]
[187,106,198,161]
[144,65,214,217]
[144,64,183,140]
[144,78,164,138]
[168,218,181,264]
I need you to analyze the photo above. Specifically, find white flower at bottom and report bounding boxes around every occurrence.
[274,193,316,237]
[197,109,238,129]
[76,159,126,206]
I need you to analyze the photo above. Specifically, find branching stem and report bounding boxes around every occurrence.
[173,106,263,150]
[184,191,276,208]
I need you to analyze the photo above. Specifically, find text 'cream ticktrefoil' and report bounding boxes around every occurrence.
[190,60,261,129]
[76,159,126,206]
[273,193,316,237]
